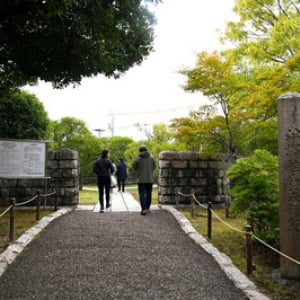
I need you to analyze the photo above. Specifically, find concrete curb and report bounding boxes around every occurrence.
[160,205,270,300]
[0,207,73,278]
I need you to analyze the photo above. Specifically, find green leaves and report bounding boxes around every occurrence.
[50,117,92,149]
[226,149,279,243]
[177,1,300,157]
[0,0,158,90]
[0,91,50,140]
[226,0,300,64]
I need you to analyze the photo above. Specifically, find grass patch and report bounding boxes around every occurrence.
[0,209,53,253]
[79,188,98,204]
[180,207,300,300]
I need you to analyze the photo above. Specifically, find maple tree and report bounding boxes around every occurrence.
[176,0,300,156]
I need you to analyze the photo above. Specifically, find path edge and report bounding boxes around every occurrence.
[160,205,270,300]
[0,207,73,278]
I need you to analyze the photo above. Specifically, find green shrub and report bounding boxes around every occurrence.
[226,149,279,244]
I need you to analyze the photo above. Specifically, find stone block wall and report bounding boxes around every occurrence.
[158,151,233,205]
[47,149,79,206]
[0,149,79,207]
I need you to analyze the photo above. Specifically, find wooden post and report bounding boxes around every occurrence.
[9,198,16,241]
[225,202,230,219]
[36,191,41,221]
[245,224,253,275]
[175,188,179,210]
[54,190,58,211]
[191,189,195,218]
[207,202,212,239]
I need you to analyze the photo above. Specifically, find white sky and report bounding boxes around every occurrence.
[24,0,236,140]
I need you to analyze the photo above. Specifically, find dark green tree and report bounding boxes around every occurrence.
[0,0,158,91]
[0,91,50,139]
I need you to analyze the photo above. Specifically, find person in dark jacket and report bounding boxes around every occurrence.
[133,146,156,215]
[93,149,115,212]
[116,158,128,192]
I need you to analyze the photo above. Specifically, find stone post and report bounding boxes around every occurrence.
[278,92,300,279]
[47,149,79,206]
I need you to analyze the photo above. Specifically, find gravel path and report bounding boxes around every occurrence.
[0,210,250,299]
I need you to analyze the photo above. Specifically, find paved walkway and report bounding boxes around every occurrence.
[82,188,157,213]
[0,191,269,299]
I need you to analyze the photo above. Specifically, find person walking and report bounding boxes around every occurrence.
[93,149,115,212]
[133,146,156,215]
[116,158,128,192]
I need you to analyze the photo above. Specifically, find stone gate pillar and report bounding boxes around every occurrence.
[278,92,300,279]
[47,148,79,206]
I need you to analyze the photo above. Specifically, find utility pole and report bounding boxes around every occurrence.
[93,128,105,137]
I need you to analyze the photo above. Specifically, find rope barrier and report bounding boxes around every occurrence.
[176,189,300,266]
[177,191,192,197]
[15,194,39,207]
[40,191,56,197]
[0,190,57,242]
[0,205,12,219]
[252,234,300,265]
[0,191,57,220]
[192,194,208,210]
[211,206,300,265]
[210,208,247,234]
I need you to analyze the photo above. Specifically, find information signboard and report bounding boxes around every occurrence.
[0,140,47,178]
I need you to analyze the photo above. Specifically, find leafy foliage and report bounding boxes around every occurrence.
[50,117,99,176]
[226,149,279,243]
[178,0,300,157]
[50,124,136,177]
[103,136,134,165]
[121,124,184,176]
[0,91,50,139]
[170,105,227,154]
[50,117,92,149]
[224,0,300,64]
[0,0,158,90]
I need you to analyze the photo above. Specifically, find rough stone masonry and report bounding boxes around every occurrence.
[0,149,79,207]
[278,92,300,279]
[158,151,232,206]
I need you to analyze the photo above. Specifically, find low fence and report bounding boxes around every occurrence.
[175,188,300,275]
[0,190,57,242]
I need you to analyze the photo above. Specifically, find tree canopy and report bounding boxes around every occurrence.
[0,0,158,91]
[0,91,50,139]
[224,0,300,64]
[50,116,93,149]
[176,0,300,157]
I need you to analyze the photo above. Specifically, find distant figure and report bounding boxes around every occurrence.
[133,146,156,215]
[116,158,128,192]
[93,149,115,213]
